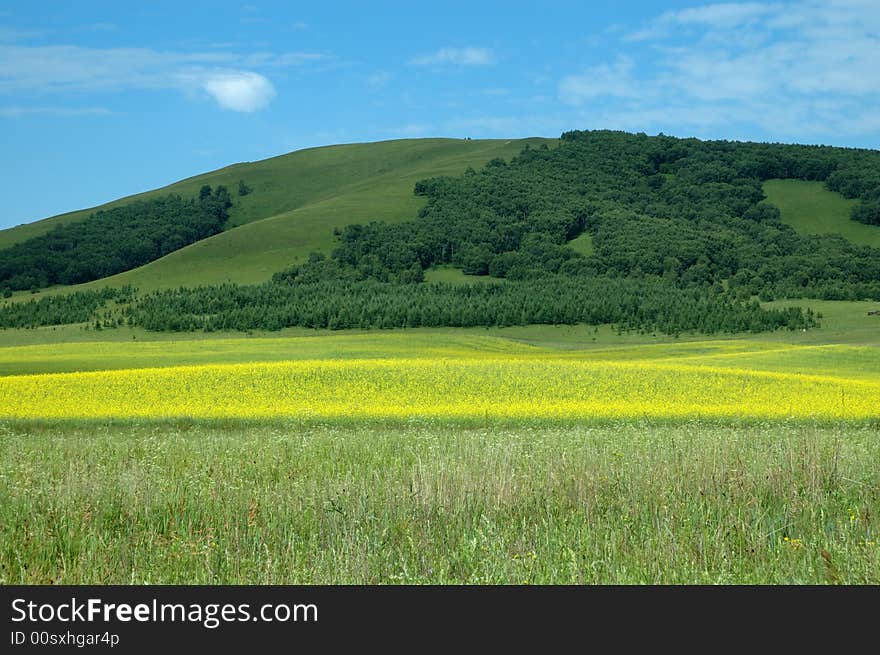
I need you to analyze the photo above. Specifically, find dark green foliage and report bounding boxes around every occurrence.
[852,200,880,226]
[291,130,880,302]
[127,277,814,334]
[238,180,252,196]
[0,287,135,328]
[0,188,232,290]
[824,161,880,228]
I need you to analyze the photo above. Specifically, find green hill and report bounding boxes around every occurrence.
[5,131,880,321]
[763,179,880,248]
[0,137,554,293]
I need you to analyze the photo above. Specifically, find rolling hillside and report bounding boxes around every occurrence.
[763,179,880,248]
[4,131,880,319]
[0,137,554,293]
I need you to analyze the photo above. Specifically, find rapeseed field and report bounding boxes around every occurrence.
[1,356,876,421]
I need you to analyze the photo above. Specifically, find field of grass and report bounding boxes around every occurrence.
[1,299,877,584]
[566,232,594,256]
[763,179,880,248]
[1,138,553,295]
[0,320,880,584]
[1,422,876,584]
[423,266,503,284]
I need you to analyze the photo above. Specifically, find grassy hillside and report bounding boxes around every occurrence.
[763,179,880,248]
[566,232,594,256]
[1,138,553,293]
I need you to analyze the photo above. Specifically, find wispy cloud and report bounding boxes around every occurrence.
[411,47,495,67]
[0,105,112,118]
[261,52,325,67]
[0,44,325,112]
[0,27,49,42]
[558,57,636,104]
[626,2,781,40]
[560,1,880,140]
[366,70,391,90]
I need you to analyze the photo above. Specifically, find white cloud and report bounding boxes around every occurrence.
[558,57,636,105]
[563,1,880,140]
[200,71,275,112]
[626,2,782,41]
[0,45,218,93]
[666,2,780,27]
[0,44,325,112]
[411,47,495,67]
[242,51,325,67]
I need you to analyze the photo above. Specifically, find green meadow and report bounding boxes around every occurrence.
[1,421,877,584]
[0,143,878,584]
[1,301,878,583]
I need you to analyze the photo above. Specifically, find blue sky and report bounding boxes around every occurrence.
[1,0,879,229]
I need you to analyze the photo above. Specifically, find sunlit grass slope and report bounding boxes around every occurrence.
[566,232,594,256]
[763,179,880,248]
[1,138,553,292]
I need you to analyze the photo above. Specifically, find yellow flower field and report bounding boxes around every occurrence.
[1,356,876,421]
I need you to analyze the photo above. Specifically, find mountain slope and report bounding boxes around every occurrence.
[2,137,554,292]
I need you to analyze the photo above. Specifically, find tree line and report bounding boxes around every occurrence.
[125,277,815,335]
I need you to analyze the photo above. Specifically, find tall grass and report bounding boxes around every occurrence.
[1,421,876,584]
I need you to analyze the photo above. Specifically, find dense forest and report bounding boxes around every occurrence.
[280,130,880,300]
[3,130,880,335]
[0,185,232,291]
